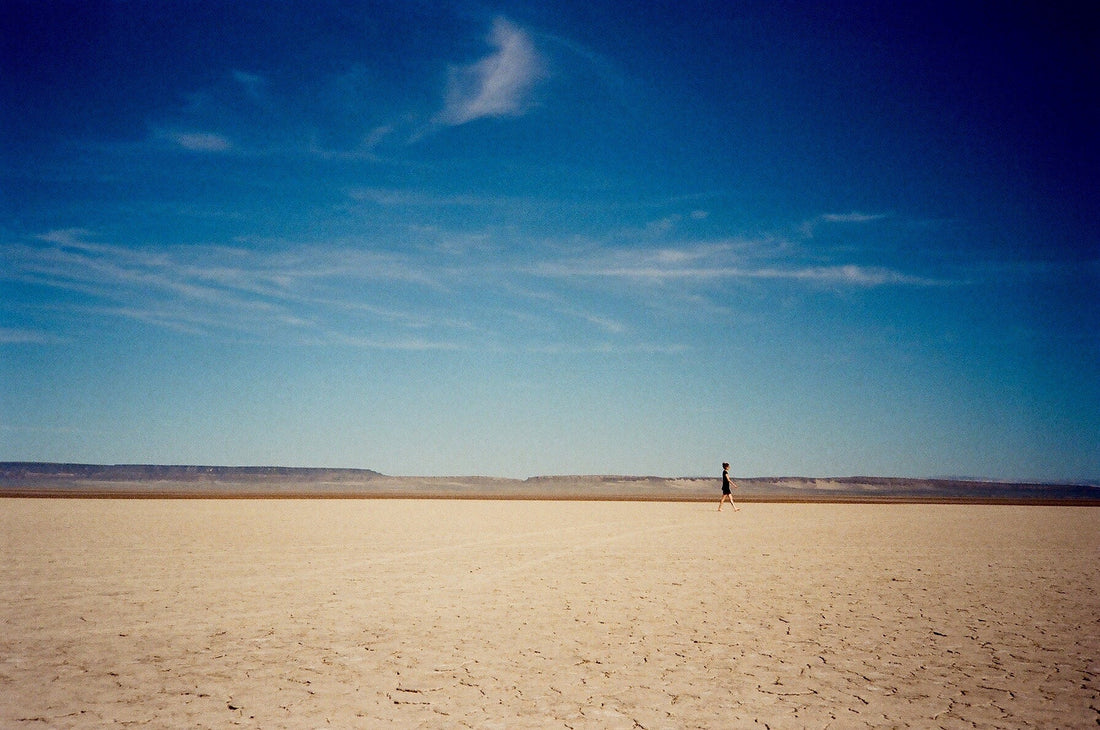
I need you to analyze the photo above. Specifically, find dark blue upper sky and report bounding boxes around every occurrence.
[2,0,1097,479]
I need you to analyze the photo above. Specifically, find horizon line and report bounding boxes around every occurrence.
[1,462,1096,487]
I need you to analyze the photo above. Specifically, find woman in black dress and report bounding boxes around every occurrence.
[718,462,740,512]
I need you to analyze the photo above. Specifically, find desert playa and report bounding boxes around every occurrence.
[2,498,1098,728]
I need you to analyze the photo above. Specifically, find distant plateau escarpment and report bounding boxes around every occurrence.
[1,463,1097,503]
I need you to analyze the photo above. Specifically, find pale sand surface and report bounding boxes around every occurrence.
[2,500,1097,729]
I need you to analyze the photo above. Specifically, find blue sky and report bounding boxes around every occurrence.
[2,0,1097,480]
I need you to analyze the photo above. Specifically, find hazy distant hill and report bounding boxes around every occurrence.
[0,463,383,483]
[1,463,1097,502]
[0,463,385,495]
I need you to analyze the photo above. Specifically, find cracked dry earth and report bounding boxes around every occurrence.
[2,499,1097,728]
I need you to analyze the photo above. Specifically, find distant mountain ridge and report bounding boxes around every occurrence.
[0,463,383,482]
[1,463,1097,502]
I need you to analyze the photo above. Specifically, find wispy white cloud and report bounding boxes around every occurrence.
[9,229,584,353]
[800,211,888,237]
[528,240,941,287]
[0,423,88,434]
[644,216,681,237]
[499,282,627,335]
[313,332,466,351]
[436,17,545,126]
[231,70,267,101]
[0,327,67,345]
[6,217,944,359]
[7,231,436,338]
[160,130,234,152]
[820,212,888,224]
[7,227,670,355]
[135,18,546,157]
[348,187,493,207]
[748,264,937,286]
[522,340,690,355]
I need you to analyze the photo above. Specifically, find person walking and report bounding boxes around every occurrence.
[718,462,740,512]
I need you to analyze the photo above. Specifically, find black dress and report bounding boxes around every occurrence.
[721,472,731,495]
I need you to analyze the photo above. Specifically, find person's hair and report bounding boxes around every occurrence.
[722,462,729,469]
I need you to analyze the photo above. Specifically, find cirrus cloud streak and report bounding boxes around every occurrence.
[5,224,947,354]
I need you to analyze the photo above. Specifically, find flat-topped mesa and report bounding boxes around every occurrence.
[0,463,385,482]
